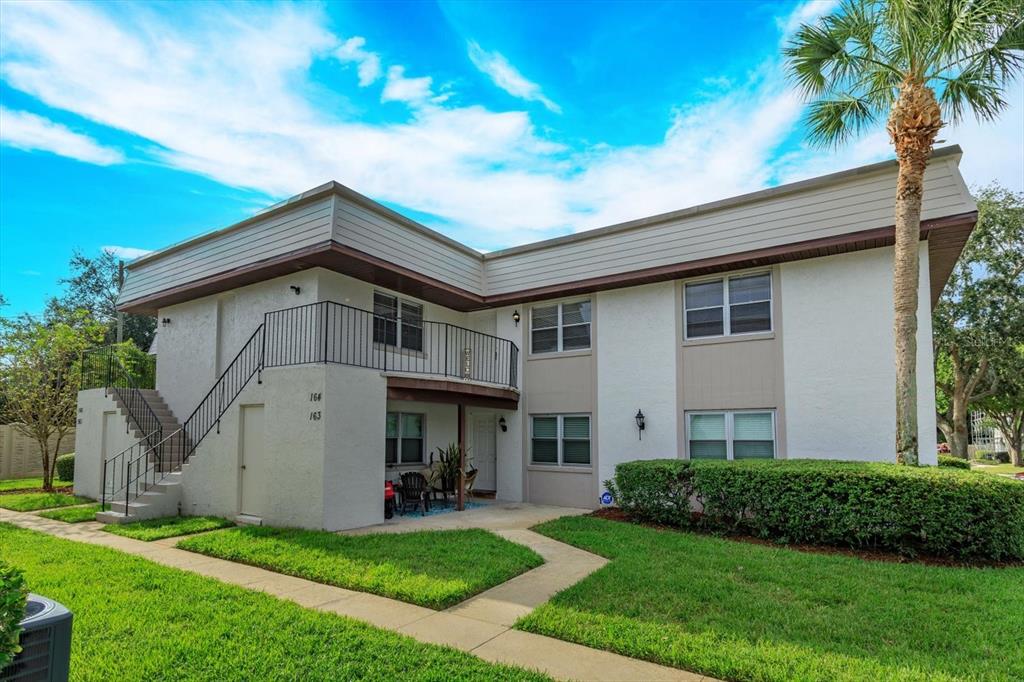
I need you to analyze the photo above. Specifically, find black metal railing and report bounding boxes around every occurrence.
[82,345,162,449]
[263,300,519,388]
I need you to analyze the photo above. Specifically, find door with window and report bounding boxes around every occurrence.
[472,415,497,491]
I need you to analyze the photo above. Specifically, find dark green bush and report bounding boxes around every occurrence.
[0,560,27,667]
[606,459,1024,560]
[938,455,971,469]
[55,453,75,482]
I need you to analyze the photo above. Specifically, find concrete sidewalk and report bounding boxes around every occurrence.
[1,508,710,681]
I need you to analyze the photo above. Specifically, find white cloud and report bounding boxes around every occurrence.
[380,65,435,105]
[0,106,124,165]
[102,245,153,260]
[467,40,561,114]
[0,0,1019,252]
[335,36,381,86]
[776,0,841,40]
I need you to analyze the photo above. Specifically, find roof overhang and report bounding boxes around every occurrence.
[385,375,519,410]
[119,210,977,315]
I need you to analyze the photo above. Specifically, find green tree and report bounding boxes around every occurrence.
[46,249,156,350]
[933,185,1024,459]
[784,0,1024,464]
[0,312,104,490]
[977,344,1024,466]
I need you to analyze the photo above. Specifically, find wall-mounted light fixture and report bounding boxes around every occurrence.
[635,409,646,440]
[161,317,171,327]
[290,285,302,295]
[498,417,508,432]
[512,310,521,327]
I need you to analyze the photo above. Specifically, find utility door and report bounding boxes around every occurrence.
[239,405,267,517]
[473,414,497,491]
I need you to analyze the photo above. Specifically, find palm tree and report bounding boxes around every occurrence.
[784,0,1023,465]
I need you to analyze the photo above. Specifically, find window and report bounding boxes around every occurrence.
[684,273,771,339]
[531,414,591,466]
[386,412,424,464]
[686,411,775,460]
[374,292,423,351]
[531,300,591,353]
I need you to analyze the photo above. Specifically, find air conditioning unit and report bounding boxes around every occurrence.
[1,594,72,682]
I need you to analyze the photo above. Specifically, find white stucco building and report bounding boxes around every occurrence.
[75,146,977,529]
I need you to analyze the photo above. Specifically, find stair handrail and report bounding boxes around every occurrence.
[101,427,178,511]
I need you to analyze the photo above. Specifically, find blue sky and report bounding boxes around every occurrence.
[1,0,1022,317]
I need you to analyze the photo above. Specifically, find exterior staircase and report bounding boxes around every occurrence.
[96,388,188,524]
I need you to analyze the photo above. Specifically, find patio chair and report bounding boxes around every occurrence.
[399,472,430,516]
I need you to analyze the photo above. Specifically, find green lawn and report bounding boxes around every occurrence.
[1,523,547,681]
[0,492,91,511]
[103,515,237,541]
[0,477,72,492]
[38,503,103,523]
[518,516,1024,682]
[178,526,544,609]
[971,462,1024,477]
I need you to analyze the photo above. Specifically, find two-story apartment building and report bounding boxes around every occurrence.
[75,146,977,530]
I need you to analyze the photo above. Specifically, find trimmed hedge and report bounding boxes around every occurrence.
[606,459,1024,560]
[938,455,971,469]
[0,560,27,667]
[55,454,74,482]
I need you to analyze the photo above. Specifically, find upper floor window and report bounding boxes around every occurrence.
[386,412,424,465]
[374,292,423,352]
[531,414,591,466]
[687,410,776,460]
[684,273,771,339]
[531,300,591,354]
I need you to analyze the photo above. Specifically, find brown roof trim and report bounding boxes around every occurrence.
[120,211,977,315]
[386,376,519,410]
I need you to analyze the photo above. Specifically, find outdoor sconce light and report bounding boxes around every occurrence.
[161,318,171,327]
[635,409,646,440]
[290,285,302,295]
[512,310,521,327]
[499,417,508,432]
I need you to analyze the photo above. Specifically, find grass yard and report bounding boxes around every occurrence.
[103,515,236,541]
[518,516,1024,682]
[971,462,1024,477]
[38,503,103,523]
[0,477,72,492]
[0,524,547,681]
[178,526,544,609]
[0,492,91,512]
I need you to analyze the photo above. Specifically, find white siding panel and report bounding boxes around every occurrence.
[120,199,334,304]
[484,161,972,294]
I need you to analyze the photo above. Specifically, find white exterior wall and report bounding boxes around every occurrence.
[595,283,678,494]
[73,389,139,500]
[493,304,524,502]
[384,399,458,476]
[781,243,938,464]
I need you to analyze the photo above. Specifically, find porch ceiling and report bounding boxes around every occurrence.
[385,375,519,410]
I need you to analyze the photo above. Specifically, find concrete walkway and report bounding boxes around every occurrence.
[1,507,710,682]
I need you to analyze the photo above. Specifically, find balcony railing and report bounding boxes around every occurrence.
[263,300,519,389]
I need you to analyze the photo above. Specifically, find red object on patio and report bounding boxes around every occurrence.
[384,481,395,500]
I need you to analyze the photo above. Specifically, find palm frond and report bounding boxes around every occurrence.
[805,95,880,148]
[937,65,1010,123]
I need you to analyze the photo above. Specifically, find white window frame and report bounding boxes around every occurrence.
[386,411,426,466]
[529,299,592,354]
[683,272,772,340]
[530,413,592,467]
[374,291,424,352]
[685,410,777,460]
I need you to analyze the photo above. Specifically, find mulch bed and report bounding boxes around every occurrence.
[0,485,74,496]
[590,507,1024,569]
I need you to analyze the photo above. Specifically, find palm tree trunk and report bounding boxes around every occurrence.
[887,78,942,466]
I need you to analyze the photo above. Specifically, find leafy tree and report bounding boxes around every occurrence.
[977,343,1024,466]
[46,249,156,350]
[0,311,104,490]
[784,0,1024,464]
[933,185,1024,459]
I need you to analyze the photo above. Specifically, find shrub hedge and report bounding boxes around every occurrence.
[606,459,1024,560]
[55,454,74,482]
[0,560,27,667]
[938,455,971,469]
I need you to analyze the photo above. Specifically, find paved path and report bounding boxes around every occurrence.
[1,508,710,681]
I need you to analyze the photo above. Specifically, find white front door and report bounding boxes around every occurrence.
[239,404,267,517]
[473,415,497,491]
